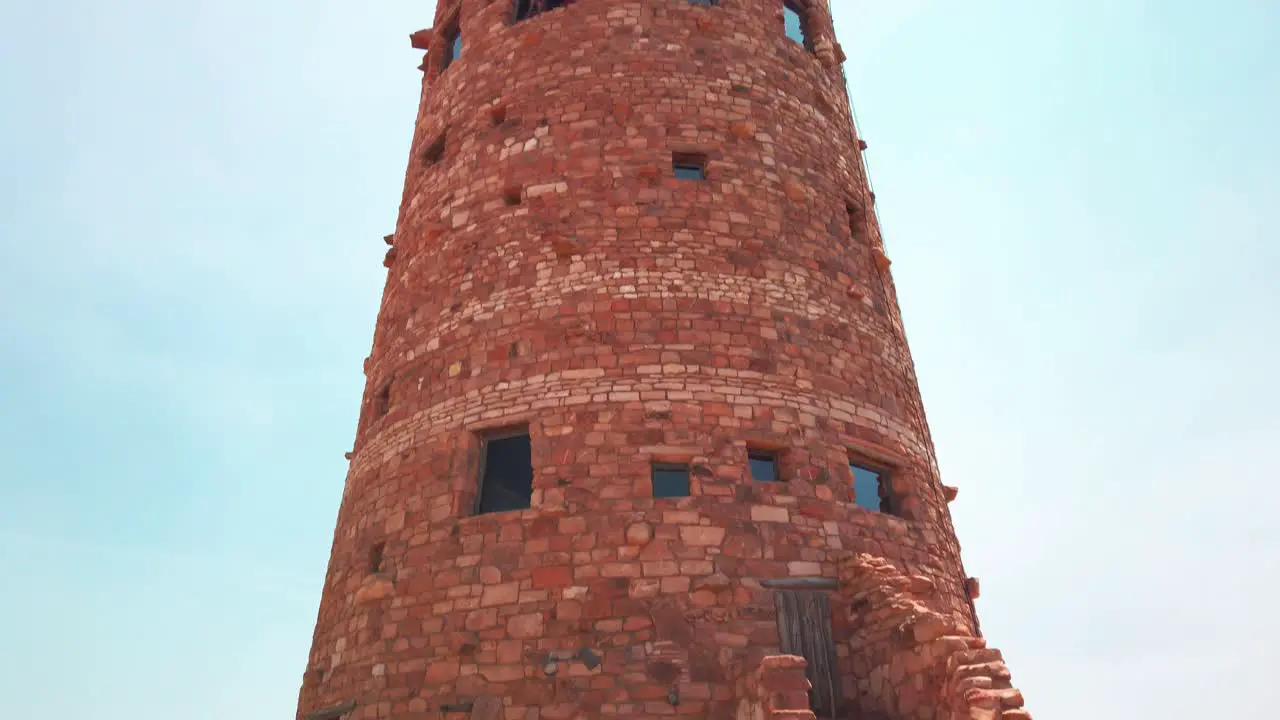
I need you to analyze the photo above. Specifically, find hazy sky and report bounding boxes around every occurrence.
[2,1,1277,718]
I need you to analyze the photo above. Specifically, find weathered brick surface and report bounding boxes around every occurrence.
[296,2,1024,718]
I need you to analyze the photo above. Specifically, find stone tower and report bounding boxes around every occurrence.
[297,1,1031,719]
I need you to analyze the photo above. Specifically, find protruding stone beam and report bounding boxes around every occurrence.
[409,28,432,50]
[965,577,981,600]
[873,246,892,270]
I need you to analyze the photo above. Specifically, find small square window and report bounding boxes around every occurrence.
[672,153,707,181]
[784,1,808,47]
[850,461,892,513]
[652,463,691,498]
[476,429,534,514]
[749,451,780,482]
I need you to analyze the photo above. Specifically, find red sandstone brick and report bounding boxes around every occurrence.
[678,526,725,547]
[424,660,459,684]
[479,583,519,607]
[531,565,573,589]
[506,612,544,639]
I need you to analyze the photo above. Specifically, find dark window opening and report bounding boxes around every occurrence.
[476,430,534,514]
[784,1,809,48]
[368,542,386,574]
[689,0,719,5]
[850,461,892,514]
[374,381,391,417]
[775,590,841,718]
[846,205,863,244]
[652,463,691,498]
[515,0,570,22]
[441,20,462,69]
[423,131,446,165]
[749,451,780,482]
[672,152,707,181]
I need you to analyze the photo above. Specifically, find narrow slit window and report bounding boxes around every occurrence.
[784,1,808,48]
[672,153,707,181]
[374,381,391,417]
[850,461,893,514]
[652,462,691,498]
[515,0,570,22]
[368,542,386,574]
[749,450,780,482]
[476,429,534,514]
[441,20,462,69]
[846,204,863,244]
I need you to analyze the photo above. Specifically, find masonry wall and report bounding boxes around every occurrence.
[297,1,988,718]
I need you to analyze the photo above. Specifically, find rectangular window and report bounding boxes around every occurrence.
[850,461,892,514]
[442,21,462,69]
[652,462,691,498]
[672,152,707,181]
[775,590,841,718]
[749,450,780,482]
[515,0,569,22]
[784,1,808,47]
[476,429,534,514]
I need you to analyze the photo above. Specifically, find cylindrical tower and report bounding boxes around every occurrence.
[297,2,1030,719]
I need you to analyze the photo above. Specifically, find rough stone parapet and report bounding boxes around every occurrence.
[838,554,1030,719]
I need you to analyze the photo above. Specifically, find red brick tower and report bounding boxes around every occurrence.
[297,2,1031,719]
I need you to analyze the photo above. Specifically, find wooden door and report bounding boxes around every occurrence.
[775,590,842,718]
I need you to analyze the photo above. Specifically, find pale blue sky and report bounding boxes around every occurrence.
[1,1,1277,718]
